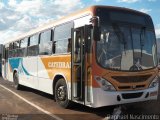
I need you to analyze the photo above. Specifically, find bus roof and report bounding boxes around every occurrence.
[4,5,149,44]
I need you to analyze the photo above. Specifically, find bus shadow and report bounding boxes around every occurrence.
[19,85,114,117]
[20,85,54,100]
[69,103,115,117]
[18,83,160,118]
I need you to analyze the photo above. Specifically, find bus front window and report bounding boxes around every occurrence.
[96,24,157,71]
[97,25,123,70]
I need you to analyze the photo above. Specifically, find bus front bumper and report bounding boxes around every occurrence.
[91,85,159,108]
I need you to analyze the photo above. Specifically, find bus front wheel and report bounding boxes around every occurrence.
[55,78,72,108]
[13,72,20,90]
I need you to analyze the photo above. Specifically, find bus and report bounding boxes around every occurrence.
[2,5,159,108]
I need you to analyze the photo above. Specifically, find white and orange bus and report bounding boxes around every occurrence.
[2,6,159,108]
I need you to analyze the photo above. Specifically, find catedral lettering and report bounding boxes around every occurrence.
[2,5,159,109]
[48,62,71,68]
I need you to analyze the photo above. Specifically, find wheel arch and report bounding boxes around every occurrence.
[52,74,69,95]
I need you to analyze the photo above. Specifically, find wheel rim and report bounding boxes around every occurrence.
[57,86,66,101]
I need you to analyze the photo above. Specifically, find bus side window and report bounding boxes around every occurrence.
[13,41,20,49]
[54,22,73,54]
[19,38,28,57]
[74,34,81,63]
[8,43,13,58]
[53,41,56,54]
[9,43,13,50]
[13,41,20,57]
[39,30,52,55]
[67,38,71,53]
[5,45,9,61]
[28,34,39,56]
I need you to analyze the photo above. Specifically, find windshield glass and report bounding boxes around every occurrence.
[96,24,157,71]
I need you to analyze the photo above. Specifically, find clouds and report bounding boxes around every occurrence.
[0,0,84,43]
[0,2,4,9]
[139,8,152,13]
[10,0,43,16]
[93,0,102,2]
[8,0,84,19]
[0,3,19,31]
[0,0,160,43]
[117,0,140,3]
[117,0,156,3]
[8,0,17,7]
[148,0,156,2]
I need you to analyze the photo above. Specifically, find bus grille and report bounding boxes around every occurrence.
[118,85,145,90]
[122,92,143,99]
[112,75,151,83]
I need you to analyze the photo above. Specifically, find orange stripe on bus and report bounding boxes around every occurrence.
[40,55,71,80]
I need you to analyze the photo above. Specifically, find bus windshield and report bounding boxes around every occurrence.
[96,24,157,71]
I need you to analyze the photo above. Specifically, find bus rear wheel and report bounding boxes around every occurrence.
[13,72,20,90]
[55,78,72,108]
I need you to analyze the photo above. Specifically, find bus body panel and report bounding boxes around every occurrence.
[23,57,38,88]
[7,55,72,95]
[38,54,71,95]
[91,86,158,108]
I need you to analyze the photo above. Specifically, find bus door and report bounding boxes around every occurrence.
[1,46,5,78]
[71,25,92,104]
[0,44,3,76]
[2,45,9,79]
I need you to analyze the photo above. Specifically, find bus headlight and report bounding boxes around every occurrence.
[149,76,159,88]
[94,76,116,91]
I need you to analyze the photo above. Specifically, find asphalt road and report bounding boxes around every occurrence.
[0,77,160,120]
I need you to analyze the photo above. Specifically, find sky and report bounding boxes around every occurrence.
[0,0,160,43]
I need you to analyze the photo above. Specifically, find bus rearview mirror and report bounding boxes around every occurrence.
[90,16,101,41]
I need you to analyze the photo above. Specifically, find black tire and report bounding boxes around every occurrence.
[55,78,72,108]
[13,72,20,90]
